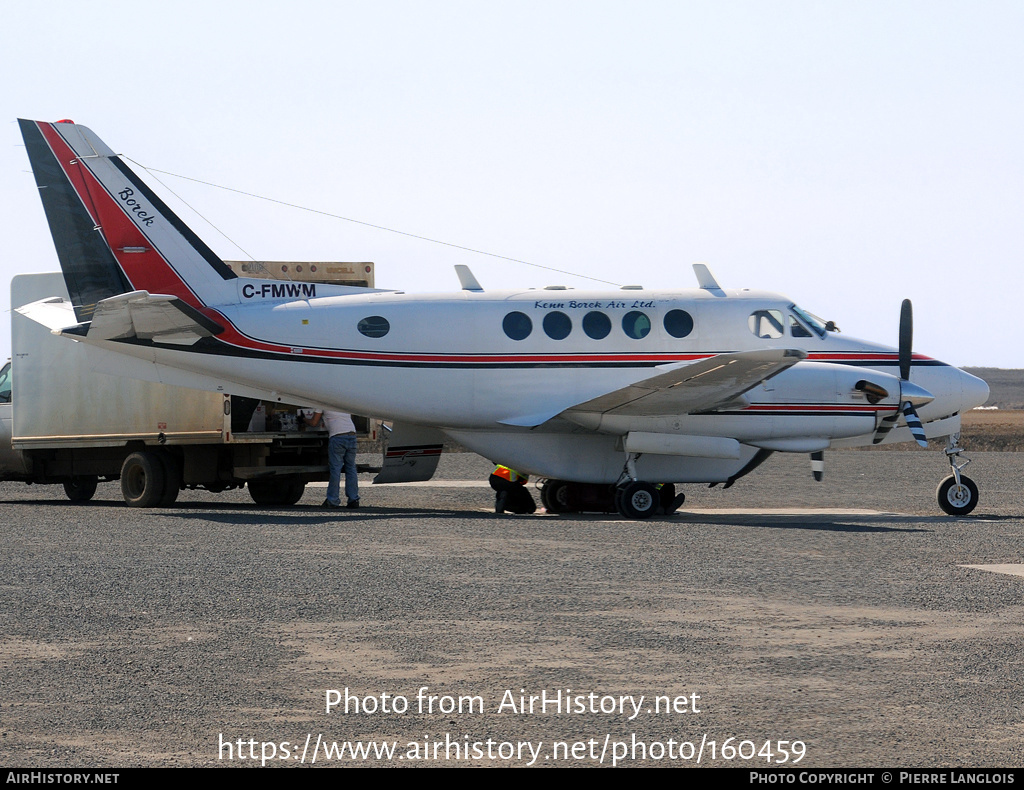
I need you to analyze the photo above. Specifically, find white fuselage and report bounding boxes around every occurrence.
[93,285,988,483]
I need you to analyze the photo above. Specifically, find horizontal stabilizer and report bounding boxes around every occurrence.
[89,291,224,344]
[15,297,84,334]
[565,349,806,419]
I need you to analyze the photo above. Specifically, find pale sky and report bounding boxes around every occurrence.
[2,0,1021,366]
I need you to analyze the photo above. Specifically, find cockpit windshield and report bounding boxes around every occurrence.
[789,304,827,339]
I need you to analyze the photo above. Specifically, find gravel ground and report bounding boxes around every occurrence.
[1,450,1022,768]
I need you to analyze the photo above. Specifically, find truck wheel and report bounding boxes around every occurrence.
[248,479,305,506]
[280,480,306,506]
[156,450,182,507]
[63,477,98,503]
[120,451,167,508]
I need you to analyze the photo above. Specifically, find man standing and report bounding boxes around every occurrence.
[309,410,360,508]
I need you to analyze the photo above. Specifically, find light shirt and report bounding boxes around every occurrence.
[320,410,356,436]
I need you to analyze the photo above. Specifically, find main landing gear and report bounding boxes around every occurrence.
[936,433,978,516]
[539,478,684,519]
[540,453,686,520]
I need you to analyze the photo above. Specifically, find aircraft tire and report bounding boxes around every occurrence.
[63,476,98,503]
[617,481,660,520]
[936,474,978,516]
[541,480,571,513]
[120,451,168,508]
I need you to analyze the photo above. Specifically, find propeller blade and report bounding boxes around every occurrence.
[901,401,928,448]
[872,410,900,444]
[899,299,913,380]
[810,451,824,482]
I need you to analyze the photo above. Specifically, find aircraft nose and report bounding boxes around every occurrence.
[959,369,990,411]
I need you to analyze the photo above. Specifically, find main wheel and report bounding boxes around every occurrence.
[937,474,978,516]
[63,477,98,503]
[120,452,167,508]
[541,479,571,513]
[617,481,660,520]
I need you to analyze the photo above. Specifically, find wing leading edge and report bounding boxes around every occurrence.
[563,348,806,421]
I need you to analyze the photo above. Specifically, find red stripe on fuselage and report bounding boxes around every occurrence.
[38,123,204,309]
[185,315,946,369]
[739,404,889,413]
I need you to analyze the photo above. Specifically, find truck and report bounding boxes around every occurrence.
[0,269,382,507]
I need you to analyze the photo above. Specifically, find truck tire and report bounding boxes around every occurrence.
[120,451,167,508]
[248,479,306,506]
[63,477,98,503]
[156,450,182,507]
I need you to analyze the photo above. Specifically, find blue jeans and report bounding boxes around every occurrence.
[327,434,358,505]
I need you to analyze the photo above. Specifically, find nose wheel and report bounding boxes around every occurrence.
[937,433,978,516]
[937,474,978,516]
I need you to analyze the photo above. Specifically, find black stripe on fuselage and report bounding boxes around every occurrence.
[109,334,953,373]
[808,358,948,368]
[115,335,673,368]
[19,120,131,322]
[169,300,226,335]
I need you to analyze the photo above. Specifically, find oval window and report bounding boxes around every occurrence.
[582,311,611,340]
[357,316,390,338]
[622,311,651,339]
[543,311,572,340]
[503,311,532,340]
[748,309,784,339]
[663,309,694,338]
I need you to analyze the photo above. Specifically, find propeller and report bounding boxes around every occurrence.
[873,299,930,447]
[899,298,913,381]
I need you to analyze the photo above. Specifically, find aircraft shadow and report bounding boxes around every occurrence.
[2,497,1011,534]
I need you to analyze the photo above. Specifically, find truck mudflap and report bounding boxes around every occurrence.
[373,423,445,484]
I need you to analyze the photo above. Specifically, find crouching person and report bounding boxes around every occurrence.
[489,465,536,514]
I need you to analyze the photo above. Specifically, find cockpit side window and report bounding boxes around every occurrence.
[0,362,11,404]
[789,314,813,338]
[748,309,784,339]
[789,304,827,338]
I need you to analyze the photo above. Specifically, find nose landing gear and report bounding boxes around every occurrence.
[937,433,978,516]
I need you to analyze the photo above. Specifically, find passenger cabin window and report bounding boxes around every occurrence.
[583,311,611,339]
[663,309,694,339]
[357,316,390,338]
[503,311,532,340]
[543,311,572,340]
[748,309,784,339]
[622,311,651,339]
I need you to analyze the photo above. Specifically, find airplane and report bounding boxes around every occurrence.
[14,118,991,518]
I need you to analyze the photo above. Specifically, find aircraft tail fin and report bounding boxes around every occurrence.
[18,119,237,318]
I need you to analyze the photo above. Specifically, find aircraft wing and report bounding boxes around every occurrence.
[565,348,806,418]
[18,292,224,346]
